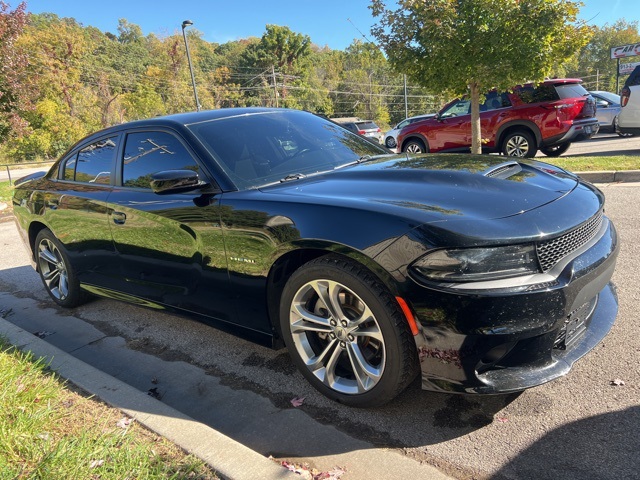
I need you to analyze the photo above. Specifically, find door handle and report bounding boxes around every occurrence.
[112,211,126,225]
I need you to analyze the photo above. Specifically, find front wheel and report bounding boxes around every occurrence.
[35,229,86,308]
[402,139,427,154]
[502,130,537,158]
[540,142,571,157]
[615,116,633,137]
[279,255,418,407]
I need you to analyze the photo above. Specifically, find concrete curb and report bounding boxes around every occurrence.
[0,317,295,480]
[575,170,640,183]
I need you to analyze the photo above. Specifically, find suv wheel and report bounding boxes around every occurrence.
[385,136,397,148]
[614,116,633,137]
[402,139,427,154]
[540,143,570,157]
[502,130,537,158]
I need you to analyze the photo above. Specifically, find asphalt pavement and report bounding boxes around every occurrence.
[1,136,639,479]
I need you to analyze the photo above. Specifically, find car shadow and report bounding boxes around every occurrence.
[492,406,639,479]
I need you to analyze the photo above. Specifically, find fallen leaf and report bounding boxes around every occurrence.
[291,396,305,407]
[147,387,162,399]
[37,433,50,441]
[151,377,159,384]
[33,331,54,339]
[610,378,625,386]
[496,417,509,423]
[116,417,133,429]
[90,459,104,469]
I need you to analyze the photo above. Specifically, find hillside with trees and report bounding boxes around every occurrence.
[0,2,638,162]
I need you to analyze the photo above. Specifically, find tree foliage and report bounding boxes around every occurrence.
[371,0,591,153]
[0,3,632,162]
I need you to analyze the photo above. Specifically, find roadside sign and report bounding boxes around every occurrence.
[620,61,640,75]
[611,43,640,59]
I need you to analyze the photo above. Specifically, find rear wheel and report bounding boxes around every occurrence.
[385,136,397,148]
[402,138,427,154]
[615,116,633,137]
[35,229,86,308]
[502,130,537,158]
[540,142,571,157]
[279,255,418,407]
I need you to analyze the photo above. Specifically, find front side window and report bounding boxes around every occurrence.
[440,100,470,118]
[122,131,201,189]
[72,137,118,184]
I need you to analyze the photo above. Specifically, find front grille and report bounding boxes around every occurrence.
[536,211,603,272]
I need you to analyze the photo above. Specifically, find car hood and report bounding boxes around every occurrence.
[262,154,579,224]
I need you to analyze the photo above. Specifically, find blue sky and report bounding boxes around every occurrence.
[21,0,637,51]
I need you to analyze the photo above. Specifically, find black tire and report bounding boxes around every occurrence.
[279,255,418,407]
[540,142,571,157]
[385,136,397,148]
[35,229,86,308]
[402,138,427,154]
[501,130,537,158]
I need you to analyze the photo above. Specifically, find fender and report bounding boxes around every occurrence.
[496,120,542,147]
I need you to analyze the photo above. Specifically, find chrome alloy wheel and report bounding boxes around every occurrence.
[505,135,530,157]
[289,279,386,394]
[405,143,423,154]
[37,238,69,301]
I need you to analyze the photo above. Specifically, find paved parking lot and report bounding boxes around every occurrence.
[1,135,639,479]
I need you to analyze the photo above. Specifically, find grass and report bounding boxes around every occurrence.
[0,181,13,204]
[0,338,218,479]
[550,155,640,172]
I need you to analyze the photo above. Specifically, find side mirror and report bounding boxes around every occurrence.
[596,100,608,108]
[150,169,206,194]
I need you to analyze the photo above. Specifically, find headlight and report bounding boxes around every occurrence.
[411,244,539,282]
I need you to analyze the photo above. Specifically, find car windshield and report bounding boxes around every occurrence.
[188,110,387,190]
[555,83,590,99]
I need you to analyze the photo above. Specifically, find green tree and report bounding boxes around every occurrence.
[0,1,30,143]
[371,0,591,154]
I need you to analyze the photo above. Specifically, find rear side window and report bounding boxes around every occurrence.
[355,121,378,130]
[625,66,640,87]
[122,131,201,189]
[65,137,118,184]
[516,84,560,104]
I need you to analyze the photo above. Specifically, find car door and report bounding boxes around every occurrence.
[44,135,120,287]
[430,99,471,151]
[478,92,513,148]
[106,129,236,323]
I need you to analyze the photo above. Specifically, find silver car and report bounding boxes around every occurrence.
[384,113,435,149]
[590,91,629,136]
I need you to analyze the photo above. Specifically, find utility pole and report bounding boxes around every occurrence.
[404,74,408,119]
[272,65,278,108]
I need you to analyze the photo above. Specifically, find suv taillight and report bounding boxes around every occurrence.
[621,87,631,107]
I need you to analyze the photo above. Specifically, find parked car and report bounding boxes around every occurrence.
[13,108,618,407]
[589,90,630,136]
[398,79,599,158]
[618,65,640,136]
[384,113,436,149]
[331,117,383,144]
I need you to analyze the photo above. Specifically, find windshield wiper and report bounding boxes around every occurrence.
[357,153,393,163]
[280,173,307,182]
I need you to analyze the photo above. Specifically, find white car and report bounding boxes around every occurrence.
[383,114,435,149]
[618,66,640,135]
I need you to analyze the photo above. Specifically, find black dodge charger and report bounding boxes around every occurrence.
[12,108,619,407]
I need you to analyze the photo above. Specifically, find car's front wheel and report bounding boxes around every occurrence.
[35,229,86,308]
[614,116,633,137]
[279,255,418,407]
[540,142,571,157]
[502,130,537,158]
[402,138,427,154]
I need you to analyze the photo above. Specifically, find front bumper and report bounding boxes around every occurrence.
[406,217,619,394]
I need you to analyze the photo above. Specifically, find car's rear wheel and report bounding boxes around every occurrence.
[35,229,86,308]
[540,142,571,157]
[402,138,427,154]
[502,130,537,158]
[279,255,418,407]
[385,136,397,148]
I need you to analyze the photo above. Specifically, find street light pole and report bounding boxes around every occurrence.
[181,20,201,112]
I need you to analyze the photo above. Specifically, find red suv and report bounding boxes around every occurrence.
[397,79,599,158]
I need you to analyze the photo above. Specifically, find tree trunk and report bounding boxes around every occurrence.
[470,82,482,155]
